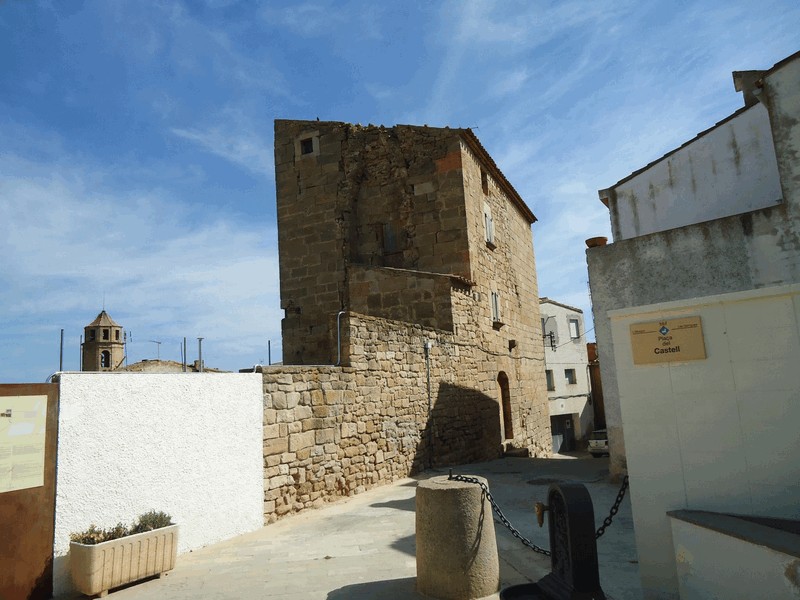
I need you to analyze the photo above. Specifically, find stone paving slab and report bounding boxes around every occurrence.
[58,456,641,599]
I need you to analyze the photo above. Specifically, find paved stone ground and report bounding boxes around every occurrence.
[62,455,641,599]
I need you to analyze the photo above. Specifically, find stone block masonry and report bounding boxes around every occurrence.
[261,313,550,523]
[270,119,551,522]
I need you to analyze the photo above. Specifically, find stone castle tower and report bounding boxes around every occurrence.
[274,119,551,458]
[82,310,125,371]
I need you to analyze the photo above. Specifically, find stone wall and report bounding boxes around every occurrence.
[270,119,551,522]
[261,312,550,523]
[347,264,456,331]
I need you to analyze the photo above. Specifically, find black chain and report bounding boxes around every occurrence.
[594,475,629,539]
[448,472,551,556]
[447,472,630,555]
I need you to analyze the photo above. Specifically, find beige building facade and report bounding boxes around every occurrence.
[260,120,551,521]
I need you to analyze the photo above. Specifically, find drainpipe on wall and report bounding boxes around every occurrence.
[335,311,346,366]
[425,340,433,468]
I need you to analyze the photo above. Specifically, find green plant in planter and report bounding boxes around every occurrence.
[69,510,178,597]
[131,510,173,534]
[70,511,173,544]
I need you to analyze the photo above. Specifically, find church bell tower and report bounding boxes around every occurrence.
[82,310,125,371]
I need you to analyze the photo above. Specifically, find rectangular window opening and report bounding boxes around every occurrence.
[481,169,489,195]
[491,291,501,323]
[300,137,314,155]
[565,368,577,385]
[569,318,580,339]
[484,203,495,248]
[546,370,555,391]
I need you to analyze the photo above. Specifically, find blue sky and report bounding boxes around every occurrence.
[1,1,798,382]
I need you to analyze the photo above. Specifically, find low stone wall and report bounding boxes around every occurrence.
[262,312,550,523]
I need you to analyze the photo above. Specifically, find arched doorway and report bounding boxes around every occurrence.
[497,372,513,440]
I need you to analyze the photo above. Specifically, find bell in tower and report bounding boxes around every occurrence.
[82,310,125,371]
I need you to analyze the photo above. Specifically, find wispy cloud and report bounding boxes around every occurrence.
[0,151,281,379]
[171,125,274,177]
[260,2,346,37]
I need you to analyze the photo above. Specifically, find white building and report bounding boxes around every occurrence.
[587,51,800,599]
[540,298,592,452]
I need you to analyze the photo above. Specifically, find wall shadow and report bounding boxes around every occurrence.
[371,497,416,512]
[327,576,424,599]
[413,382,502,472]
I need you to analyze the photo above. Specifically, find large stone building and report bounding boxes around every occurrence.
[259,120,550,520]
[587,51,800,598]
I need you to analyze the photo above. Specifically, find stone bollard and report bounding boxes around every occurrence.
[416,475,500,599]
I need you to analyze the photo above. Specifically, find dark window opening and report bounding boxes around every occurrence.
[498,372,514,440]
[102,329,109,340]
[88,329,96,341]
[546,369,555,391]
[300,137,314,155]
[481,169,489,194]
[115,330,120,341]
[100,351,110,368]
[565,368,577,385]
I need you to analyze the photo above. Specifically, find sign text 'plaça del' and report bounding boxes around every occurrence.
[629,316,706,365]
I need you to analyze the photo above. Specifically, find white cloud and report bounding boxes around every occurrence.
[489,69,529,99]
[0,152,281,379]
[171,125,274,177]
[260,2,346,37]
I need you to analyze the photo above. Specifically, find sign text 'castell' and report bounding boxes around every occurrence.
[630,316,706,365]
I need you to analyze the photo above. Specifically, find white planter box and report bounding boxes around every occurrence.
[69,524,178,597]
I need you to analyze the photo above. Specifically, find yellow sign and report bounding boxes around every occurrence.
[630,316,706,365]
[0,395,47,493]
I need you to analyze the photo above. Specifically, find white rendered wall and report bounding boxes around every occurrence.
[606,102,782,241]
[669,516,800,599]
[608,284,800,599]
[53,373,264,597]
[541,302,591,438]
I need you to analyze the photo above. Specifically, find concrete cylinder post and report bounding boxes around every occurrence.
[416,475,500,599]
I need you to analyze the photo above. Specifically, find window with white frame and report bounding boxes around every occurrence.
[483,202,495,247]
[568,318,580,339]
[491,291,501,323]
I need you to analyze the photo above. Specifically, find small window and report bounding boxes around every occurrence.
[546,370,555,391]
[300,137,314,155]
[88,329,96,342]
[115,330,120,341]
[483,203,495,247]
[565,368,577,384]
[491,291,502,323]
[481,169,489,194]
[103,329,109,340]
[569,318,580,339]
[100,350,110,368]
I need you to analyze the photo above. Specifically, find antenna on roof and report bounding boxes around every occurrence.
[149,340,162,360]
